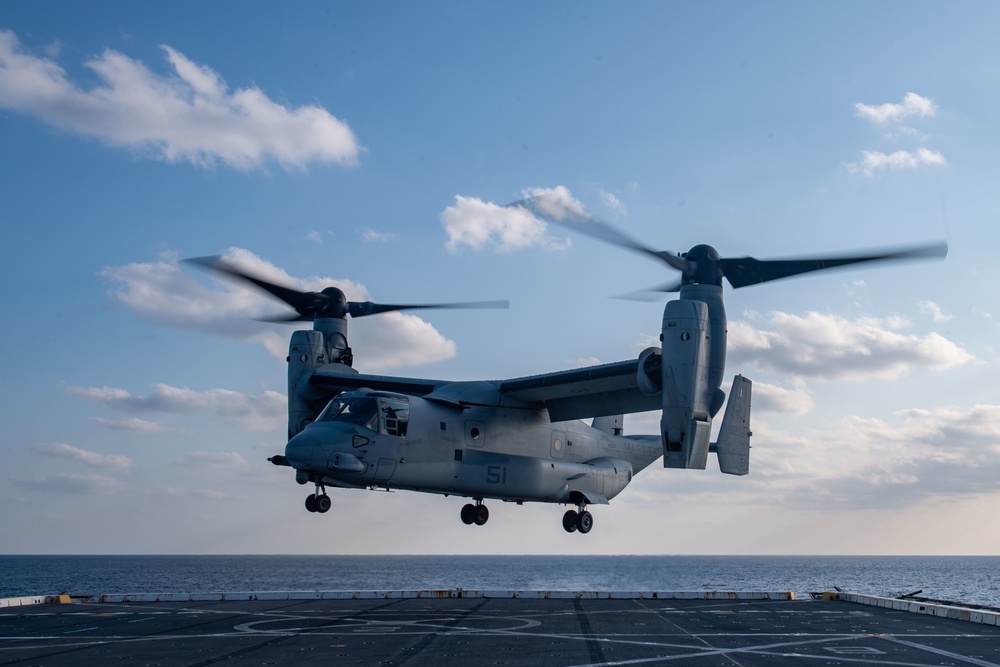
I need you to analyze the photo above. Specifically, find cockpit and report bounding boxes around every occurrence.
[317,390,409,437]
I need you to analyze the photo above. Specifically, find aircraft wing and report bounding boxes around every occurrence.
[310,357,662,422]
[310,368,445,396]
[498,358,661,421]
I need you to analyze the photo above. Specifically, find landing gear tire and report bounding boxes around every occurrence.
[305,494,318,513]
[473,504,490,526]
[577,510,593,534]
[562,510,579,533]
[316,494,332,513]
[460,503,476,525]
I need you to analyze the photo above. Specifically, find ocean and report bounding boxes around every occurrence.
[2,555,999,608]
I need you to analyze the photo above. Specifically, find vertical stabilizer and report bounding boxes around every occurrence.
[592,414,624,436]
[713,375,752,475]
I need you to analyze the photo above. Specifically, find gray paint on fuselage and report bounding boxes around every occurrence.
[289,395,661,506]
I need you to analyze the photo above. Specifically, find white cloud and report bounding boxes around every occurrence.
[855,92,937,124]
[0,29,360,171]
[750,381,814,416]
[306,230,325,245]
[598,189,626,214]
[101,248,459,370]
[33,442,134,471]
[68,383,285,432]
[440,186,580,253]
[751,403,1000,508]
[728,311,974,381]
[845,147,946,176]
[361,229,397,243]
[918,300,954,323]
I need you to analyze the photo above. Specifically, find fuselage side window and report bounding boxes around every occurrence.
[379,397,409,437]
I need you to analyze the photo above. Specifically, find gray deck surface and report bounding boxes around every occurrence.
[4,596,1000,666]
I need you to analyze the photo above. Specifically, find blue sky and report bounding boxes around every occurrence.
[2,2,998,555]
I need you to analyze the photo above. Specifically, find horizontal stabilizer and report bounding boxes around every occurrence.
[712,375,752,476]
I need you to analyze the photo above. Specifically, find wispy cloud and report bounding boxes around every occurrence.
[361,229,397,243]
[173,451,251,469]
[90,416,179,434]
[101,248,459,370]
[728,311,974,381]
[68,383,285,432]
[918,300,954,323]
[33,442,134,471]
[0,29,361,171]
[11,472,121,495]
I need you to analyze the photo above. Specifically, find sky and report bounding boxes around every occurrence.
[1,1,998,556]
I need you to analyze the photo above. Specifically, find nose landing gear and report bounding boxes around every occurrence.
[305,484,331,513]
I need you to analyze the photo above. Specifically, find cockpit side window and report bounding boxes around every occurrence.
[317,397,349,422]
[379,398,409,437]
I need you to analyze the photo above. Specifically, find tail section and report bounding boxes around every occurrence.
[592,414,624,436]
[711,375,752,476]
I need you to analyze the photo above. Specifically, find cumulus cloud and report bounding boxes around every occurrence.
[752,403,1000,508]
[33,442,134,471]
[854,92,937,124]
[441,186,579,253]
[101,248,460,370]
[68,383,285,432]
[845,147,946,176]
[750,381,814,416]
[0,29,360,171]
[728,311,974,381]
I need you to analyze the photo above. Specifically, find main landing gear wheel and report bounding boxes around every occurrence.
[305,492,331,513]
[460,501,489,526]
[562,508,593,534]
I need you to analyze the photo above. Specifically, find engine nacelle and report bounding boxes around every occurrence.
[636,347,662,395]
[660,298,711,469]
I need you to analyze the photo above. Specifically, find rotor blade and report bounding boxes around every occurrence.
[349,300,510,318]
[720,241,948,289]
[184,256,326,314]
[508,196,692,273]
[255,313,313,323]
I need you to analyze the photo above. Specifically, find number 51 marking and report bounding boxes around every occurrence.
[487,465,507,485]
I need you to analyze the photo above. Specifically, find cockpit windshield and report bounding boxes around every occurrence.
[317,394,409,437]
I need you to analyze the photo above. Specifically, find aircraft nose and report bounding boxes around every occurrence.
[284,431,317,470]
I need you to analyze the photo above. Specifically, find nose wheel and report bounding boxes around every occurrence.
[460,499,489,526]
[305,485,331,513]
[562,506,593,534]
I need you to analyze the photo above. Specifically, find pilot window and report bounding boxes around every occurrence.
[318,397,380,431]
[317,395,409,436]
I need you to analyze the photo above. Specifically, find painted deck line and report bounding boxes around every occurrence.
[834,591,1000,627]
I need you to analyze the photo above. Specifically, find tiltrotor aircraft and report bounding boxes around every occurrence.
[189,195,945,534]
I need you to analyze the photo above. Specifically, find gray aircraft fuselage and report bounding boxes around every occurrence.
[284,390,662,507]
